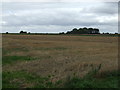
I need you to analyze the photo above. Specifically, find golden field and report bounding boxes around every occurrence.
[2,34,118,82]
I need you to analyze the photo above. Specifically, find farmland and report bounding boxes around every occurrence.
[2,34,119,88]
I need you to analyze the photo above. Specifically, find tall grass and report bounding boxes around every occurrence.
[64,64,119,88]
[2,64,119,88]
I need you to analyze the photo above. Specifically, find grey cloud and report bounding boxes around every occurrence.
[3,8,117,26]
[1,2,118,33]
[88,2,118,15]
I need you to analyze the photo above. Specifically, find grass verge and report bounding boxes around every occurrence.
[64,70,119,88]
[2,71,58,88]
[2,69,119,88]
[2,56,36,65]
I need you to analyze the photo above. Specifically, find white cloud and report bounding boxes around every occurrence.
[2,0,119,2]
[1,2,118,33]
[96,14,118,23]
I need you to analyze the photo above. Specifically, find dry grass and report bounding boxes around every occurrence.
[2,35,118,81]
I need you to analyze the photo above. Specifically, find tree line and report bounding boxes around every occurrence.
[65,27,100,34]
[5,27,118,35]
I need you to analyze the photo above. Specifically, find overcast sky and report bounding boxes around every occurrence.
[1,2,118,33]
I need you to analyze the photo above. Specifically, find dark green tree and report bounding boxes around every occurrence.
[66,27,100,34]
[20,31,27,34]
[6,32,8,34]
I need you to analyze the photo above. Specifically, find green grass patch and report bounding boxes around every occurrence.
[64,64,119,88]
[3,70,119,88]
[2,56,36,65]
[2,67,119,88]
[2,61,119,88]
[2,47,28,56]
[2,71,57,88]
[65,70,119,88]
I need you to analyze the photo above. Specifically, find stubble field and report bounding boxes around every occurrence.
[2,34,118,88]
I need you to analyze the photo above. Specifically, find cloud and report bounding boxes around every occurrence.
[2,0,119,2]
[1,2,118,33]
[90,2,118,15]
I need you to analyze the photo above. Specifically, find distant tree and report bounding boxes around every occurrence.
[6,32,8,34]
[66,27,100,34]
[78,28,83,34]
[105,32,109,34]
[28,32,31,34]
[20,31,23,33]
[78,28,82,30]
[72,28,78,31]
[93,28,100,34]
[59,32,65,35]
[20,31,27,34]
[66,31,71,34]
[88,28,93,34]
[83,27,87,30]
[115,32,118,34]
[82,27,88,34]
